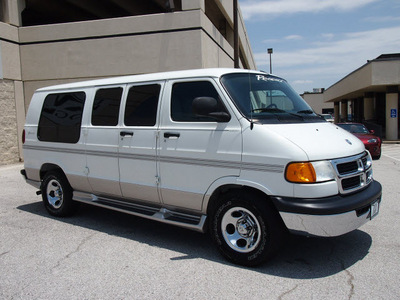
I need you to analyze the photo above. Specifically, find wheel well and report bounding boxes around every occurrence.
[206,185,276,217]
[40,163,65,180]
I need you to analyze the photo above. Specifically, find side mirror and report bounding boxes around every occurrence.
[370,129,375,134]
[192,97,231,122]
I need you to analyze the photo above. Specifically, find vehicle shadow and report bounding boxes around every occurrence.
[18,201,372,279]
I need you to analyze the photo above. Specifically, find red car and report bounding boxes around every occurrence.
[337,123,381,159]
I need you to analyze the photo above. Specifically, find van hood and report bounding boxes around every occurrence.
[266,122,365,161]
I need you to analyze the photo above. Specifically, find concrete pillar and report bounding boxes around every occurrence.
[14,80,25,161]
[2,0,25,26]
[341,100,348,122]
[364,92,374,121]
[334,102,340,123]
[182,0,205,11]
[386,86,399,140]
[350,99,355,121]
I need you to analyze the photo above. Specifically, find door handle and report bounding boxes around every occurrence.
[120,131,134,137]
[164,132,180,139]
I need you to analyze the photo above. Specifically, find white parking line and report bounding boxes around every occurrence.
[382,144,400,161]
[382,153,400,162]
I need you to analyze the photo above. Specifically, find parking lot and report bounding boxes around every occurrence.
[1,144,399,299]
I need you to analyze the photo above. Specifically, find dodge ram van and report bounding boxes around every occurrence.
[21,68,382,266]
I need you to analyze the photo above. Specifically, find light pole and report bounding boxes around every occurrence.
[268,48,273,74]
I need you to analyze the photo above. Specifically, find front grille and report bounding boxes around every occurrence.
[331,151,373,194]
[342,176,361,190]
[337,161,358,175]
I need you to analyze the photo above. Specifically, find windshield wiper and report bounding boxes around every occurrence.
[287,112,304,120]
[296,109,314,114]
[251,108,305,121]
[251,108,285,113]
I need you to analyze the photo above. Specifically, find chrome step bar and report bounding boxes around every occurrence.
[73,191,207,232]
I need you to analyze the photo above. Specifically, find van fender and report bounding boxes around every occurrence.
[201,176,273,213]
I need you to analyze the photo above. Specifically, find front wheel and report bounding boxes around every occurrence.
[210,190,285,266]
[41,171,77,217]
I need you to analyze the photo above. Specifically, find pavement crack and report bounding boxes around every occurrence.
[278,284,299,300]
[341,261,355,299]
[52,233,96,271]
[0,250,10,258]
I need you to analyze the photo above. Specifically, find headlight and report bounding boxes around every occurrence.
[368,138,377,143]
[286,161,335,183]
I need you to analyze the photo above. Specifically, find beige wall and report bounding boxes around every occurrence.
[301,93,333,114]
[324,64,373,103]
[0,21,23,164]
[0,79,20,164]
[372,60,400,86]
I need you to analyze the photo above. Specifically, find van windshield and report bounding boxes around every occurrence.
[220,73,323,123]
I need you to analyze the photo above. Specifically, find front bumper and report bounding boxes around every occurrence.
[271,180,382,237]
[365,144,381,157]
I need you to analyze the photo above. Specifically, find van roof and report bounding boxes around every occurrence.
[36,68,268,92]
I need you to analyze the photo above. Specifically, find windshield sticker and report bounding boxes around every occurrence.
[256,75,284,83]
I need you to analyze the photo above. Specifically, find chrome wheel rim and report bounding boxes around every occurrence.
[46,179,63,209]
[221,207,261,253]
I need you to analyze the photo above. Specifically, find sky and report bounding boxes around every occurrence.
[238,0,400,94]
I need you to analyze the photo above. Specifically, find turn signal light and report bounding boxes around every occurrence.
[286,162,316,183]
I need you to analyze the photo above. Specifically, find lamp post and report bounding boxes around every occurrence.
[267,48,273,74]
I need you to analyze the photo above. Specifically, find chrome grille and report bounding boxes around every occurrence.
[331,151,373,194]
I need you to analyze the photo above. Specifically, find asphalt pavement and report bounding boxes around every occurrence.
[1,144,399,299]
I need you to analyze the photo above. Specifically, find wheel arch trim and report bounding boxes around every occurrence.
[202,177,274,214]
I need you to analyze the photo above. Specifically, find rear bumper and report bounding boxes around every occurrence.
[271,180,382,237]
[21,169,41,189]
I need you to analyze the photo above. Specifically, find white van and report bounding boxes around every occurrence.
[21,68,382,266]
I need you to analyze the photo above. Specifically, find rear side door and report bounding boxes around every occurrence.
[86,86,124,197]
[158,78,242,211]
[118,82,163,204]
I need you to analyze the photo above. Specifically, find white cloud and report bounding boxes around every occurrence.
[293,79,313,84]
[285,35,303,40]
[254,26,400,90]
[364,15,400,23]
[240,0,380,19]
[321,33,335,40]
[256,26,400,69]
[261,38,281,44]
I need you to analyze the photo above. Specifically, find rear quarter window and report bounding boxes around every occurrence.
[38,92,86,143]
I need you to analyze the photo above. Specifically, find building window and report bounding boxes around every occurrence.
[92,87,123,126]
[38,92,86,143]
[124,84,160,126]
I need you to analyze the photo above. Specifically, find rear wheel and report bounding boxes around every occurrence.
[41,171,77,217]
[210,190,285,266]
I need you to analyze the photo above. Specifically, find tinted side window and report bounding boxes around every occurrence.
[171,81,225,122]
[92,87,123,126]
[124,84,160,126]
[38,92,86,143]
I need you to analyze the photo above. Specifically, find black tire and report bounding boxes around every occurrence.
[41,171,77,217]
[210,190,285,266]
[373,153,381,160]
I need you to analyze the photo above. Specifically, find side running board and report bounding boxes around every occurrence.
[73,191,207,232]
